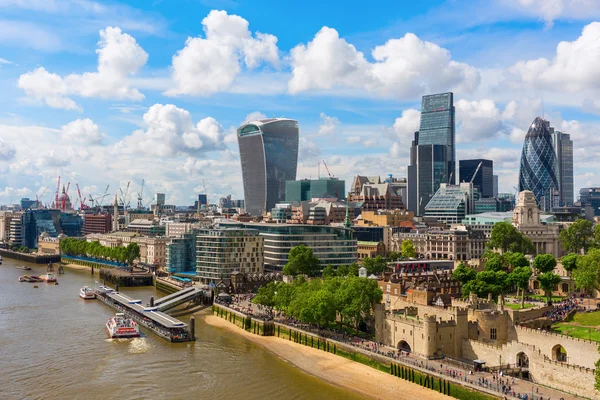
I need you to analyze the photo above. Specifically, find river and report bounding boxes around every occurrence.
[0,258,364,400]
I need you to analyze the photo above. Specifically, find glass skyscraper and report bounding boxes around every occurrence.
[518,117,560,211]
[407,92,456,216]
[459,159,493,198]
[552,131,574,206]
[237,118,299,216]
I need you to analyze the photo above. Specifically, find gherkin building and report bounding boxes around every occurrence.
[518,117,559,211]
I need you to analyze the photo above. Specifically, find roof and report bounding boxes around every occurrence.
[357,241,381,246]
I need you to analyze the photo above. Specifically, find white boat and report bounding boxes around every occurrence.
[42,273,57,283]
[16,265,31,270]
[106,313,140,338]
[79,286,96,299]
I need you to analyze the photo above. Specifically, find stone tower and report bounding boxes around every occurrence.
[513,190,540,228]
[113,194,119,232]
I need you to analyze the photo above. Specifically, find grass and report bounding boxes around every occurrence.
[505,303,537,310]
[552,311,600,342]
[527,294,565,302]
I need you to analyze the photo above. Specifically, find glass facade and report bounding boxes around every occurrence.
[407,92,456,217]
[459,159,493,198]
[580,187,600,216]
[22,210,82,248]
[238,118,299,216]
[424,183,473,226]
[285,178,345,202]
[552,131,574,206]
[519,117,560,211]
[166,231,198,274]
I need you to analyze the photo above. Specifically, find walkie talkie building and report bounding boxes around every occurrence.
[237,118,299,216]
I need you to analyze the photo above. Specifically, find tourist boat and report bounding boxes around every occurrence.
[79,286,96,299]
[42,273,57,283]
[16,265,31,270]
[19,275,34,282]
[106,313,140,338]
[29,275,44,282]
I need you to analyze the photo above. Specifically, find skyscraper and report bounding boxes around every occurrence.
[552,131,574,206]
[237,118,299,216]
[459,159,493,198]
[518,117,560,211]
[407,92,455,216]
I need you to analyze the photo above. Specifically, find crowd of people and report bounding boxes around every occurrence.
[543,297,583,322]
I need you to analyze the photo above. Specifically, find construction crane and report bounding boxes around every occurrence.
[88,185,111,208]
[137,179,145,209]
[55,175,61,208]
[322,160,333,178]
[122,181,131,209]
[203,180,208,206]
[469,162,483,184]
[75,183,86,210]
[36,187,49,209]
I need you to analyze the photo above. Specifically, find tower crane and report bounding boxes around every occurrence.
[76,183,86,210]
[203,180,208,206]
[322,160,333,178]
[137,179,145,210]
[36,186,49,209]
[123,181,131,209]
[55,175,61,208]
[469,162,483,184]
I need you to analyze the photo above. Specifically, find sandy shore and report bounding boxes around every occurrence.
[204,315,451,400]
[63,263,91,271]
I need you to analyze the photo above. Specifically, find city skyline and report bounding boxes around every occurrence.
[0,1,599,205]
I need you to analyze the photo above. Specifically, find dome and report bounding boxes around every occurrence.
[57,186,73,210]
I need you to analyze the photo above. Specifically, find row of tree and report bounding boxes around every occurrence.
[60,238,141,265]
[252,275,383,333]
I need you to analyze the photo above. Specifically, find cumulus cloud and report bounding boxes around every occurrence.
[61,118,106,145]
[347,136,361,144]
[504,0,600,27]
[288,27,479,98]
[0,186,32,198]
[117,104,225,157]
[18,26,148,110]
[318,112,339,135]
[392,108,420,140]
[456,99,505,142]
[0,138,16,160]
[507,22,600,92]
[241,111,267,125]
[35,150,70,168]
[299,137,320,160]
[166,10,279,96]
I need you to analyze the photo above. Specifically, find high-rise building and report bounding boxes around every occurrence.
[493,175,499,198]
[83,213,112,235]
[551,131,574,206]
[580,187,600,217]
[407,92,455,216]
[459,159,493,198]
[20,198,38,210]
[237,118,299,216]
[424,183,474,226]
[518,117,560,211]
[285,177,345,202]
[155,193,166,206]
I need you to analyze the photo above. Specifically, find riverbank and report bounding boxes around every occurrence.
[203,314,450,400]
[63,263,91,271]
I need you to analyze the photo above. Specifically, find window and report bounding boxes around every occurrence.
[490,328,497,340]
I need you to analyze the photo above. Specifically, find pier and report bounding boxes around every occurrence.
[95,286,195,342]
[0,249,61,264]
[99,267,154,287]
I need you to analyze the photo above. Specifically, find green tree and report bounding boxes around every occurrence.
[537,272,562,305]
[387,251,401,261]
[252,282,277,308]
[322,265,336,279]
[363,256,387,275]
[510,266,533,309]
[559,219,594,253]
[336,264,349,277]
[452,262,477,284]
[573,248,600,308]
[273,281,297,314]
[401,240,417,258]
[488,222,535,254]
[533,254,557,274]
[339,276,383,333]
[282,245,320,277]
[485,252,506,272]
[124,242,140,265]
[505,252,530,270]
[462,270,510,299]
[561,253,578,275]
[347,262,360,277]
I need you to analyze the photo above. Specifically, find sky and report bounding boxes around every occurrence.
[1,0,600,207]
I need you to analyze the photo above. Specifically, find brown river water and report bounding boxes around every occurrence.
[0,258,363,400]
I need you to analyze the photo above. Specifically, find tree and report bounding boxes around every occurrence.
[252,282,277,308]
[505,252,530,270]
[282,245,320,277]
[537,272,562,305]
[573,248,600,308]
[533,254,557,274]
[559,219,594,254]
[336,264,349,277]
[339,276,383,333]
[322,265,336,279]
[347,262,360,277]
[387,251,401,261]
[485,252,505,272]
[124,242,140,265]
[452,262,477,284]
[462,270,510,299]
[510,266,533,309]
[561,253,578,275]
[488,222,535,254]
[401,240,417,258]
[363,256,387,276]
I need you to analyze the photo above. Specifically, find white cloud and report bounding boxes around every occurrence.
[299,137,320,160]
[507,22,600,92]
[166,10,279,96]
[241,111,267,125]
[504,0,600,27]
[0,57,11,64]
[61,118,106,145]
[288,27,479,98]
[347,136,361,144]
[318,112,339,135]
[0,186,32,198]
[0,138,16,160]
[35,150,70,168]
[456,99,504,142]
[392,108,420,140]
[18,26,148,110]
[116,104,225,157]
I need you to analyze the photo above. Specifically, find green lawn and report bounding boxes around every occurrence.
[505,303,537,310]
[528,294,565,302]
[552,311,600,342]
[568,311,600,326]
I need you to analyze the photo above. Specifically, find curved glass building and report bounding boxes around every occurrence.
[518,117,559,211]
[237,118,299,216]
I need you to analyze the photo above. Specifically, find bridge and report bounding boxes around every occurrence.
[153,287,208,312]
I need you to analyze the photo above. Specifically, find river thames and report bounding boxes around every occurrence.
[0,258,363,400]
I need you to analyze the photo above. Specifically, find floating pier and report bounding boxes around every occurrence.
[95,286,195,342]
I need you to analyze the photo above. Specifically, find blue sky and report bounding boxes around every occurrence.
[1,0,600,206]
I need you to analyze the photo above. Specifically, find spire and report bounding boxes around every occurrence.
[344,200,351,228]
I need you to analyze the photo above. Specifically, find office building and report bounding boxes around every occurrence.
[20,198,38,210]
[459,159,493,198]
[579,187,600,217]
[166,231,198,274]
[83,213,112,235]
[196,227,264,283]
[21,210,82,249]
[9,215,23,246]
[407,92,456,216]
[519,117,560,211]
[350,175,403,210]
[155,193,166,206]
[285,177,346,202]
[124,219,165,236]
[237,118,299,216]
[424,183,474,226]
[195,194,208,211]
[551,131,574,206]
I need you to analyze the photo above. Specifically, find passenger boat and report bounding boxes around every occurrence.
[19,275,34,282]
[29,275,44,282]
[106,313,140,338]
[42,273,57,283]
[16,265,32,270]
[79,286,96,299]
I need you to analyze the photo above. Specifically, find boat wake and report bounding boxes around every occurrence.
[128,338,150,354]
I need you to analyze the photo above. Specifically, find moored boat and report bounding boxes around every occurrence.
[106,313,140,338]
[42,273,57,283]
[16,265,32,270]
[29,275,44,282]
[79,286,96,299]
[19,275,34,282]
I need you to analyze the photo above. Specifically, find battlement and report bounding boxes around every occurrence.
[515,325,598,347]
[541,354,596,375]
